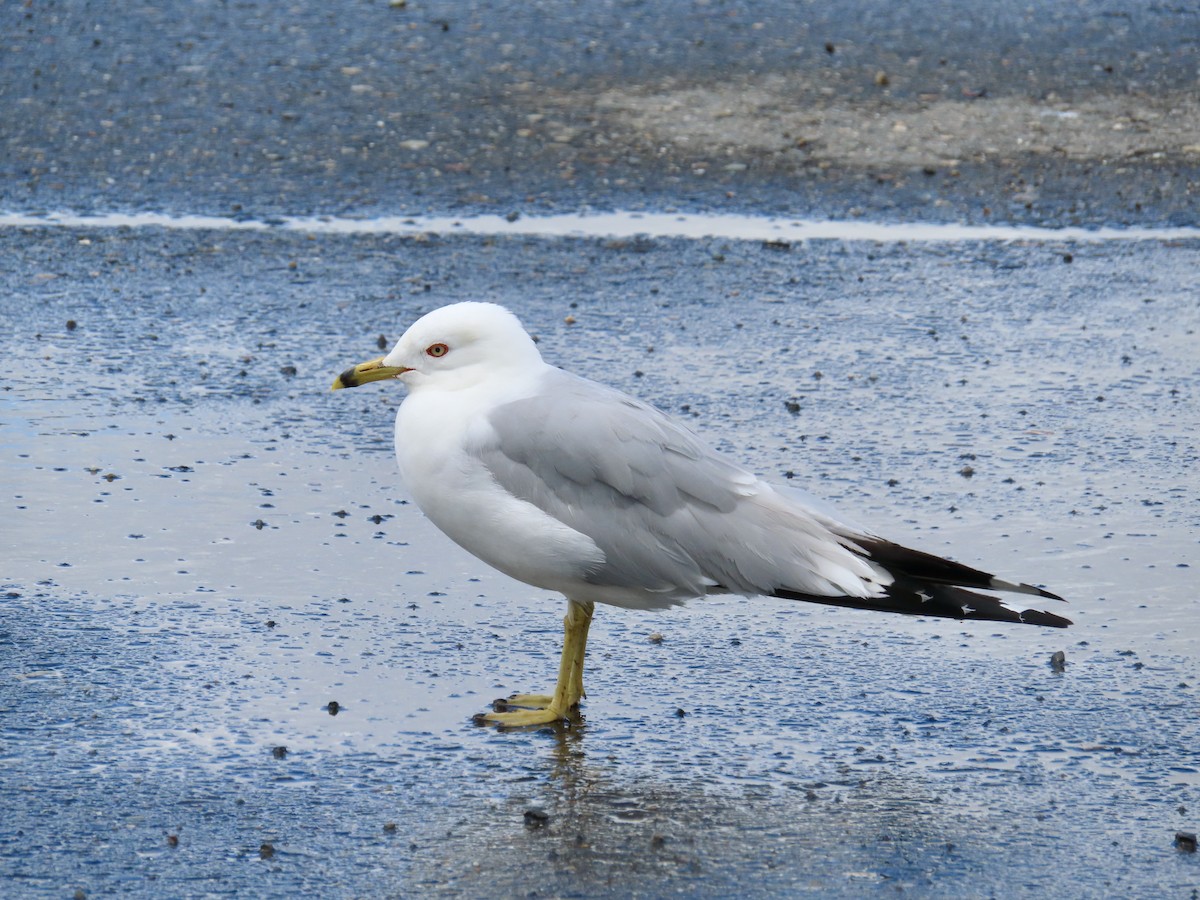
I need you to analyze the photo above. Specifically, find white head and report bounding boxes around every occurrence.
[332,302,545,394]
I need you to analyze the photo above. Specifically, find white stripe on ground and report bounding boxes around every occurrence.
[2,209,1198,243]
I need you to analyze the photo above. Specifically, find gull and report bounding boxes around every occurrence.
[332,302,1069,727]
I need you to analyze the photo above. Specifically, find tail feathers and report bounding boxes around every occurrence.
[772,535,1071,628]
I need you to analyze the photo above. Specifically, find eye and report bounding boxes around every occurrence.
[425,343,449,358]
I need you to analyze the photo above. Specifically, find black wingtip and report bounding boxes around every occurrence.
[993,579,1065,603]
[1033,586,1065,603]
[772,579,1072,629]
[1018,607,1073,628]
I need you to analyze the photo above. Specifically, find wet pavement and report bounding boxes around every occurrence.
[4,0,1199,225]
[3,1,1200,898]
[4,227,1198,897]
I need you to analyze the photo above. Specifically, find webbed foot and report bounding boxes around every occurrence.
[473,600,594,730]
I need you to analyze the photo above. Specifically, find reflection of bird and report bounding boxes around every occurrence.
[333,302,1069,728]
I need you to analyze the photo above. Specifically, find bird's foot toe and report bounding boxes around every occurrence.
[472,692,575,728]
[496,693,554,710]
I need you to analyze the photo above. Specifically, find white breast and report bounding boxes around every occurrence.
[393,379,606,594]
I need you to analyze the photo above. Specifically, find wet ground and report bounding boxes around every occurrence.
[4,228,1198,897]
[3,1,1200,898]
[4,0,1199,225]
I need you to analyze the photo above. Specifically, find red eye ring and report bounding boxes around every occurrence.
[426,343,449,358]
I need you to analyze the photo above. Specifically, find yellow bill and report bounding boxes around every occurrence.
[331,356,409,390]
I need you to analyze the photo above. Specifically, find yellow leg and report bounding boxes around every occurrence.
[476,599,595,728]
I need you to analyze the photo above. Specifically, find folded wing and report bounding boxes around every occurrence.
[477,368,1069,626]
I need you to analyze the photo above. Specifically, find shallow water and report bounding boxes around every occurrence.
[2,225,1198,896]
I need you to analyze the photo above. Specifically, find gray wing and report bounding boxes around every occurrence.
[474,368,877,605]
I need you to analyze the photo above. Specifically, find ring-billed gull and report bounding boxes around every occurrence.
[332,302,1069,727]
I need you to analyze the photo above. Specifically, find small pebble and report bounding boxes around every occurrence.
[524,808,550,828]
